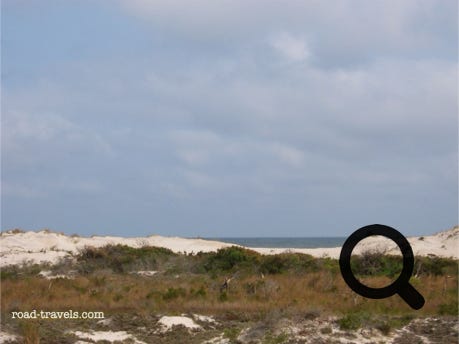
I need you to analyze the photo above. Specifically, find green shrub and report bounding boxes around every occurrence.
[351,252,403,278]
[1,264,44,280]
[415,256,458,276]
[204,246,260,272]
[1,267,19,280]
[260,255,291,274]
[223,327,240,341]
[338,312,370,330]
[376,322,391,335]
[260,253,317,274]
[219,291,228,302]
[162,287,186,300]
[438,301,458,315]
[77,244,176,273]
[317,257,339,274]
[190,285,206,298]
[72,283,88,294]
[264,331,288,344]
[146,290,161,300]
[338,314,361,330]
[372,314,414,335]
[350,253,458,278]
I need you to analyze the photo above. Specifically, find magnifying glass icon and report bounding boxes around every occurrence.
[339,224,425,310]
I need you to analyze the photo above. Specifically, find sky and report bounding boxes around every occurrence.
[1,0,457,237]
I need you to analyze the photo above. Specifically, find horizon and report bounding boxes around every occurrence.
[3,224,457,239]
[2,1,458,238]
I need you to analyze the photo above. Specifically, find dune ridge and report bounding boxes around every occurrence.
[1,226,457,267]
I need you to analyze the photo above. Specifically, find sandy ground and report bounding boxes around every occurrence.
[70,330,146,344]
[144,315,459,344]
[3,314,456,344]
[158,316,202,332]
[0,226,457,267]
[0,331,18,344]
[254,226,459,259]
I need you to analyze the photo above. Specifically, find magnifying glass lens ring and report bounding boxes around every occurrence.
[340,247,399,298]
[339,224,415,299]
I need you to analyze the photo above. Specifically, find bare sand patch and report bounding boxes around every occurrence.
[157,315,201,332]
[70,330,146,344]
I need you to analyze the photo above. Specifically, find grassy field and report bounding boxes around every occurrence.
[1,245,458,343]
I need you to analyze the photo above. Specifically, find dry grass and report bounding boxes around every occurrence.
[1,248,457,342]
[2,270,456,320]
[19,320,40,344]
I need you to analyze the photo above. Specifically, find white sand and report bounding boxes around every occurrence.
[0,331,19,344]
[38,270,73,279]
[193,314,216,323]
[203,335,230,344]
[130,270,158,277]
[1,226,457,267]
[253,227,459,259]
[71,330,146,344]
[157,316,201,332]
[97,318,113,326]
[0,231,234,267]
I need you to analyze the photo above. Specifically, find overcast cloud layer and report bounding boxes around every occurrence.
[1,0,457,236]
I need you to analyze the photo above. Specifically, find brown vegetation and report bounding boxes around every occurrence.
[1,246,457,342]
[2,247,457,318]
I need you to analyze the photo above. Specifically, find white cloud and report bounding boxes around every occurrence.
[3,111,114,167]
[2,0,456,234]
[119,0,456,68]
[182,170,217,189]
[269,33,310,62]
[269,142,305,166]
[177,149,210,165]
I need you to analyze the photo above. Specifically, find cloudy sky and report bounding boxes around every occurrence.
[2,0,457,237]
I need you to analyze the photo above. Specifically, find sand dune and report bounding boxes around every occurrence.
[1,226,457,267]
[254,226,459,259]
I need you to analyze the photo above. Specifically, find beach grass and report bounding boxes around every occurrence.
[1,245,458,342]
[2,246,457,320]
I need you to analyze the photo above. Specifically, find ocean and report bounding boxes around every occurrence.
[206,237,346,248]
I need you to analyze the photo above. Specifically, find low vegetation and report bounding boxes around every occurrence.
[76,245,176,273]
[1,245,458,342]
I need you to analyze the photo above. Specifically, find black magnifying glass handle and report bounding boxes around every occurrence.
[397,283,425,310]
